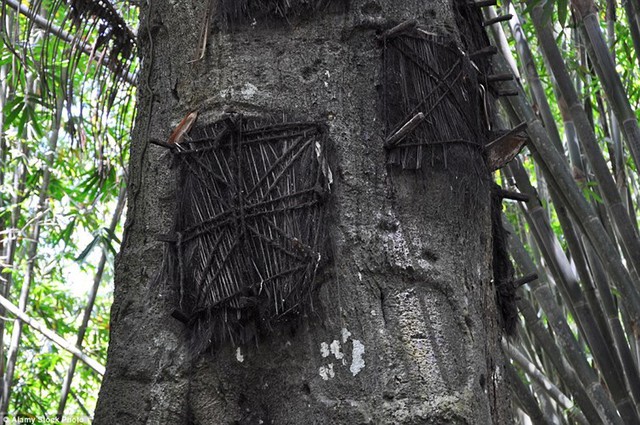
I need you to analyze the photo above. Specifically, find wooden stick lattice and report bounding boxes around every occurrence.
[159,116,331,351]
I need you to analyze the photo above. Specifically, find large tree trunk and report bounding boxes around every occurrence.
[95,1,508,423]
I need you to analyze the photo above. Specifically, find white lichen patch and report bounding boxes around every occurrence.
[323,70,331,88]
[319,363,335,380]
[236,347,244,363]
[318,329,365,378]
[320,342,330,358]
[240,83,258,98]
[330,340,345,364]
[350,340,365,376]
[219,82,259,100]
[341,328,352,343]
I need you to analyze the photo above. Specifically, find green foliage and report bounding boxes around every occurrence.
[0,0,136,420]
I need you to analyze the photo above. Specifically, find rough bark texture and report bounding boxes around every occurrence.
[95,1,508,423]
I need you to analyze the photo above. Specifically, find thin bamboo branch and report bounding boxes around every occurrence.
[0,74,33,408]
[492,51,640,349]
[528,5,640,283]
[504,340,588,425]
[53,368,92,419]
[2,0,137,86]
[622,0,640,69]
[483,6,520,79]
[506,5,563,151]
[0,293,104,376]
[572,0,640,176]
[506,160,638,415]
[0,96,63,417]
[56,183,126,419]
[504,362,552,425]
[506,224,613,424]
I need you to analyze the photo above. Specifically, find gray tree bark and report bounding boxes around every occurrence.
[95,1,509,423]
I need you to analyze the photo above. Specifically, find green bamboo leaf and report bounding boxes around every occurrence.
[103,226,121,246]
[53,219,76,246]
[75,234,100,262]
[16,104,31,136]
[3,96,26,128]
[101,233,118,257]
[48,177,66,202]
[557,0,568,28]
[27,106,45,138]
[0,54,12,66]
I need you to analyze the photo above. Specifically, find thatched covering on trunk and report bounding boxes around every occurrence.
[159,116,332,352]
[382,30,489,170]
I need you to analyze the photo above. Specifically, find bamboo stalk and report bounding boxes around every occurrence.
[506,160,638,412]
[528,5,640,282]
[553,200,640,407]
[0,294,104,375]
[514,295,602,424]
[56,184,126,419]
[483,7,520,79]
[622,0,640,69]
[2,0,137,86]
[504,340,588,425]
[0,96,64,417]
[584,239,640,394]
[0,17,12,408]
[556,197,633,386]
[504,362,552,425]
[0,74,33,411]
[506,223,616,424]
[506,5,562,151]
[496,85,639,422]
[604,1,625,190]
[547,175,640,408]
[517,145,640,422]
[492,49,640,342]
[571,0,640,176]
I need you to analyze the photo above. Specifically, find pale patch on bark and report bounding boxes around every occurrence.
[319,364,335,380]
[323,70,331,88]
[240,83,258,97]
[320,342,330,358]
[330,341,344,359]
[219,82,258,100]
[350,340,365,376]
[341,328,351,343]
[236,347,244,363]
[319,329,363,377]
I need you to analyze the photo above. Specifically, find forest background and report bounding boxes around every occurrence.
[1,0,640,423]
